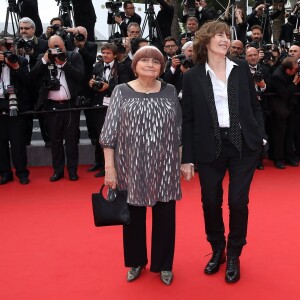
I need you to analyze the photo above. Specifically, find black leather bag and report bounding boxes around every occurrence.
[92,184,130,227]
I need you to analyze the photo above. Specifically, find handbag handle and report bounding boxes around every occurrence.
[100,184,118,202]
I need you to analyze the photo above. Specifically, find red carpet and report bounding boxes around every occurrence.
[1,161,300,300]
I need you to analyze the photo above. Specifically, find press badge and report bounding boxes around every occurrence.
[103,96,111,106]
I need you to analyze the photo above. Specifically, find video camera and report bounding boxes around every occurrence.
[174,53,194,69]
[183,0,196,18]
[105,0,122,16]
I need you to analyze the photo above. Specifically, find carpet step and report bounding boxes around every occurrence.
[26,139,94,166]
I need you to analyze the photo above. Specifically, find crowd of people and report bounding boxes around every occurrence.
[1,0,300,286]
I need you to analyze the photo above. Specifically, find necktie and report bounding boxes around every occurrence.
[227,74,242,153]
[206,74,221,158]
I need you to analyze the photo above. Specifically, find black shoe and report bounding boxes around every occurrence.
[160,271,173,286]
[50,173,64,182]
[0,176,13,185]
[225,257,240,283]
[274,160,285,169]
[256,160,264,170]
[204,250,226,274]
[69,173,79,181]
[87,163,101,172]
[95,169,105,178]
[285,159,299,167]
[126,266,146,282]
[19,177,29,185]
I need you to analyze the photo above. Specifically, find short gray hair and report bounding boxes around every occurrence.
[19,17,36,30]
[182,41,193,52]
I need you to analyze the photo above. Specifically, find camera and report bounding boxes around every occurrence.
[174,54,194,69]
[253,69,264,82]
[105,0,122,16]
[6,85,18,117]
[16,38,34,52]
[3,51,18,64]
[92,76,107,92]
[111,37,126,54]
[74,33,85,42]
[185,31,195,42]
[48,47,67,63]
[50,24,68,39]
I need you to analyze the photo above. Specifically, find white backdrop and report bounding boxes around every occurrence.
[0,0,159,40]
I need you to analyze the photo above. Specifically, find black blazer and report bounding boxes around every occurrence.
[270,65,300,118]
[181,58,265,164]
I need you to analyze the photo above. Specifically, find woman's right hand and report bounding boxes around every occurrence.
[104,167,118,190]
[180,164,195,181]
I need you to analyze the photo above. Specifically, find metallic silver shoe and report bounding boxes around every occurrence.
[126,266,145,282]
[160,271,173,286]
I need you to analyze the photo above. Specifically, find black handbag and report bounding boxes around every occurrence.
[92,184,130,227]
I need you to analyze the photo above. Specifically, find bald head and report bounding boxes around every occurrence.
[48,35,66,52]
[289,45,300,59]
[229,40,244,57]
[76,26,87,39]
[246,47,259,66]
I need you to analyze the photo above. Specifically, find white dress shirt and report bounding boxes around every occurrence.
[205,58,237,128]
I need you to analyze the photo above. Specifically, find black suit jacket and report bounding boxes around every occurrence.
[156,0,174,39]
[182,59,265,164]
[91,60,131,106]
[0,56,30,112]
[30,51,84,109]
[182,8,213,27]
[270,65,300,118]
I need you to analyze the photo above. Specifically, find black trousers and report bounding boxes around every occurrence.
[123,201,176,272]
[84,107,107,166]
[197,138,259,257]
[271,110,296,161]
[45,103,80,175]
[0,115,29,179]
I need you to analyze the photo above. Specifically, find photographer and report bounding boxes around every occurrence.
[107,1,142,37]
[270,56,300,168]
[0,38,31,185]
[30,35,84,182]
[182,0,213,28]
[229,40,244,59]
[224,1,247,44]
[87,43,130,177]
[17,17,49,147]
[162,40,194,100]
[246,46,271,169]
[247,0,283,43]
[177,17,199,48]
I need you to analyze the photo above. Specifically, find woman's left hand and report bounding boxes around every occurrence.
[104,167,118,189]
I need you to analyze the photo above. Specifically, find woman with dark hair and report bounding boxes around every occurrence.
[100,46,182,286]
[224,1,247,44]
[181,21,266,283]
